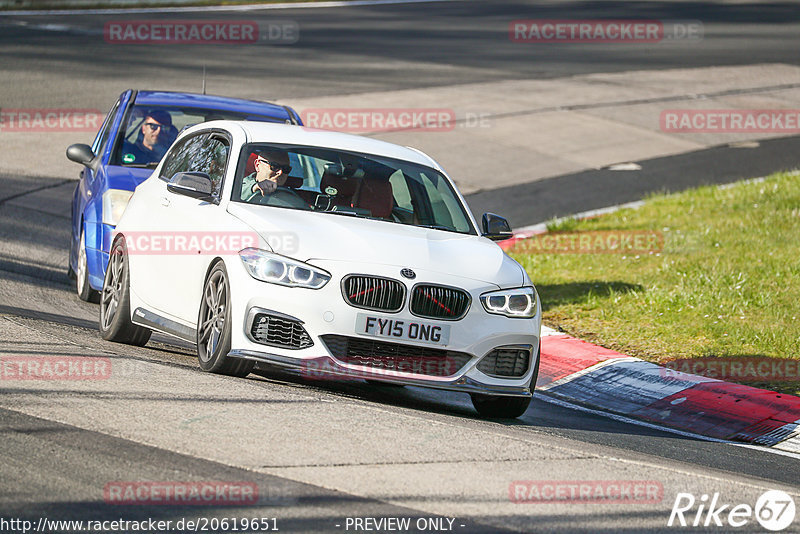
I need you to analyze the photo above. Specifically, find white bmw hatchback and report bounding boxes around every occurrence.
[101,120,541,418]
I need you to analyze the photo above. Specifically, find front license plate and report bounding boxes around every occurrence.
[356,313,450,345]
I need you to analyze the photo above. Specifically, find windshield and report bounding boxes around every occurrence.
[232,143,476,235]
[112,105,284,168]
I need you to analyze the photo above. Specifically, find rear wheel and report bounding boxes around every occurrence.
[197,262,254,378]
[99,238,151,346]
[76,230,100,303]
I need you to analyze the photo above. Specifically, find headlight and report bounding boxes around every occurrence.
[239,248,330,289]
[480,287,537,318]
[102,189,134,226]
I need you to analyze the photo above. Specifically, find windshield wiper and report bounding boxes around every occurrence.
[325,210,370,219]
[417,224,456,232]
[122,162,159,169]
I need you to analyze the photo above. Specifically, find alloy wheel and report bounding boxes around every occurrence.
[101,249,124,331]
[199,270,227,362]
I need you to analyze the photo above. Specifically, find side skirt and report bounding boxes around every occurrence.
[132,307,195,343]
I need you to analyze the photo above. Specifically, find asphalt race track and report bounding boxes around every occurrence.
[2,173,800,532]
[1,1,800,532]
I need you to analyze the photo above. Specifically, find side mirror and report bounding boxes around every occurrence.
[66,144,97,168]
[481,212,513,241]
[167,172,214,200]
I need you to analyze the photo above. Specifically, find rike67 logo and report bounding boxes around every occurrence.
[668,490,796,531]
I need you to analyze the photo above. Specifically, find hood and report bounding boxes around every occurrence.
[227,203,525,287]
[105,165,154,192]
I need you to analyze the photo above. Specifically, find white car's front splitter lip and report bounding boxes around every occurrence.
[228,349,535,398]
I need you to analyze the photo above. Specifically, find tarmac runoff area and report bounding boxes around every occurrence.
[6,62,800,195]
[282,62,800,195]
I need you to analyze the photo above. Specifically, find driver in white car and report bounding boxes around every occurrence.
[240,149,292,202]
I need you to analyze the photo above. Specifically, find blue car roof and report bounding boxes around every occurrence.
[133,90,292,121]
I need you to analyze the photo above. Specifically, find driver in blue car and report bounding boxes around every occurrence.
[122,109,173,165]
[240,149,292,202]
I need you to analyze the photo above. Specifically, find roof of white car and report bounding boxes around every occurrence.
[222,120,439,169]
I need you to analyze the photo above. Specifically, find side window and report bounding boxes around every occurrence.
[91,98,121,156]
[194,136,229,197]
[160,133,230,199]
[159,137,192,182]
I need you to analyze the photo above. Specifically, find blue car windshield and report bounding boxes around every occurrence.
[112,105,283,167]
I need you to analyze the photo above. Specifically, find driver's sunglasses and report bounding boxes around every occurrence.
[144,122,164,131]
[256,157,291,174]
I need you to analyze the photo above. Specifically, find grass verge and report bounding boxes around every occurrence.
[510,170,800,395]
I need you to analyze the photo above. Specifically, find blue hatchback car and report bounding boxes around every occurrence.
[67,89,303,301]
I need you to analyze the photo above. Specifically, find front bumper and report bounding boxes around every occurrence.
[230,349,536,397]
[226,258,541,397]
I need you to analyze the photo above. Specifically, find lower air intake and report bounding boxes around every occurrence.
[320,335,472,377]
[477,346,531,377]
[250,313,313,350]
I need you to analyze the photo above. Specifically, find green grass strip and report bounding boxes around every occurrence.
[511,170,800,394]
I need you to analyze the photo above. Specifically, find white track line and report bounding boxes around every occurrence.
[1,0,458,16]
[515,200,646,235]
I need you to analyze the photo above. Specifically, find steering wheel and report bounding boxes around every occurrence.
[256,187,310,209]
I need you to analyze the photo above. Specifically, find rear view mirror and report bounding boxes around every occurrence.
[167,172,214,200]
[323,162,344,177]
[481,212,513,241]
[66,144,97,168]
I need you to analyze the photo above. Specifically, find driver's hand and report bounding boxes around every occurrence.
[257,180,277,195]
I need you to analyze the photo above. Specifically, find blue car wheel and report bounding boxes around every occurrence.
[76,230,100,302]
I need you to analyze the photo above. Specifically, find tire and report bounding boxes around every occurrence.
[471,394,532,419]
[470,343,541,419]
[99,238,151,346]
[76,230,100,303]
[196,262,254,378]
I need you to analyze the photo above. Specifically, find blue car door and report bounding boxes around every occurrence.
[73,90,135,287]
